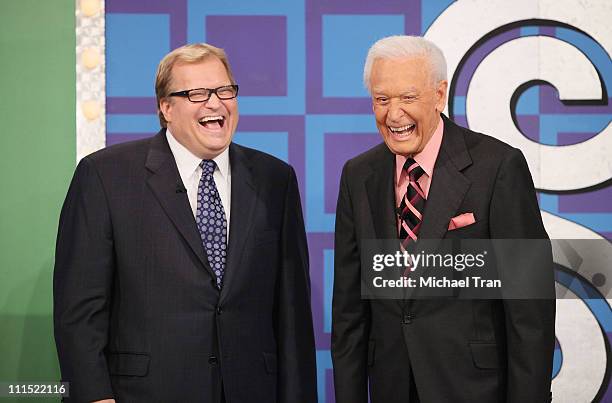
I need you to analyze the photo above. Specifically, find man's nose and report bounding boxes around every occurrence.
[387,101,406,121]
[205,92,222,108]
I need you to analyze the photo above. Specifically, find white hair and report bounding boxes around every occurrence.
[363,35,447,92]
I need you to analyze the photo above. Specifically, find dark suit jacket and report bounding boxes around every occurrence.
[54,130,317,403]
[332,115,555,403]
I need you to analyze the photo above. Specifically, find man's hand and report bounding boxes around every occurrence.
[92,400,115,403]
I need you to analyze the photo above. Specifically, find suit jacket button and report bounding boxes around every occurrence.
[216,306,222,315]
[208,355,218,365]
[403,313,413,324]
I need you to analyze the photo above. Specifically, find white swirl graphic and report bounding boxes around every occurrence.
[426,1,612,400]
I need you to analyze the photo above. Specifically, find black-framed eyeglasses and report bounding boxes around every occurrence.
[168,85,239,102]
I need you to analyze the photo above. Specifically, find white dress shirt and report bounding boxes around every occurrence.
[165,130,231,240]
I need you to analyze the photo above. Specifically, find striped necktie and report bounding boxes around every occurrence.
[398,158,426,251]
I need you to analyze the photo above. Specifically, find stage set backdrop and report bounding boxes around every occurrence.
[0,1,610,402]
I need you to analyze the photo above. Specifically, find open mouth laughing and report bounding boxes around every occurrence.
[388,123,416,138]
[198,115,225,130]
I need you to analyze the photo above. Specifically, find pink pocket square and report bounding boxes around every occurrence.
[448,212,476,230]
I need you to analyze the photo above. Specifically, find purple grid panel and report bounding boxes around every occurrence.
[308,232,334,350]
[107,97,158,114]
[326,368,335,403]
[238,116,305,208]
[558,187,612,213]
[107,133,155,146]
[557,131,599,145]
[324,133,381,213]
[306,0,421,114]
[539,85,612,114]
[454,115,469,127]
[603,340,612,402]
[539,26,556,36]
[516,115,540,142]
[106,0,187,117]
[206,16,287,96]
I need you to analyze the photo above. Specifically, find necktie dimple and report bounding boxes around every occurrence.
[195,160,227,289]
[398,158,426,251]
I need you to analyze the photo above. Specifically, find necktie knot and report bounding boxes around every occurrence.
[403,158,425,182]
[200,159,216,176]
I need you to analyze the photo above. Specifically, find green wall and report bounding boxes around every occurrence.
[0,1,75,401]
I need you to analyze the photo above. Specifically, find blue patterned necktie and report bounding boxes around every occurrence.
[195,160,228,288]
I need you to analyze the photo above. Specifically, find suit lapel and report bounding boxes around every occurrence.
[419,116,472,240]
[365,145,398,241]
[221,143,259,300]
[401,117,472,308]
[145,131,216,280]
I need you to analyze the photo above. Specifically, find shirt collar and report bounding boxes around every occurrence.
[395,116,444,183]
[213,144,230,179]
[165,129,230,179]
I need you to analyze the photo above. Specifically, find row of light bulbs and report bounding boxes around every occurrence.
[80,0,102,121]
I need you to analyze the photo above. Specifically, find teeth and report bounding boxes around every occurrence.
[199,116,224,123]
[389,124,415,133]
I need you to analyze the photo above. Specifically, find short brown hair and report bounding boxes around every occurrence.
[155,43,236,128]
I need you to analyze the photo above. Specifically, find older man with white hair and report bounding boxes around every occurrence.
[332,35,555,403]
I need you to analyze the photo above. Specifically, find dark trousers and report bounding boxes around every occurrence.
[409,370,420,403]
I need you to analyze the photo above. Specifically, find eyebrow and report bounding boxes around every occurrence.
[371,87,419,95]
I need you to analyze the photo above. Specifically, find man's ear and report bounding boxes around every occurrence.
[159,98,173,124]
[435,80,448,112]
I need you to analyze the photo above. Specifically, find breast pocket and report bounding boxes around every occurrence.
[445,219,489,239]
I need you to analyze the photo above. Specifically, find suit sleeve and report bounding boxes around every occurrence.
[276,166,318,403]
[331,161,370,403]
[489,148,556,403]
[54,157,115,402]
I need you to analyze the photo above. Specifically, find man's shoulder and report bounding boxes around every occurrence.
[342,142,390,173]
[68,136,155,195]
[446,118,516,158]
[465,130,516,156]
[83,136,153,169]
[443,119,535,187]
[230,143,296,188]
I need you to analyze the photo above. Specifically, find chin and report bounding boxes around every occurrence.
[385,138,419,156]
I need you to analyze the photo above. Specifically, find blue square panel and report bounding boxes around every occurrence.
[520,26,539,36]
[421,0,454,33]
[233,132,289,162]
[516,85,539,115]
[322,15,404,98]
[107,114,159,133]
[106,14,170,97]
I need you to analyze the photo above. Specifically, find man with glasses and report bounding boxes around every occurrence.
[54,43,317,403]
